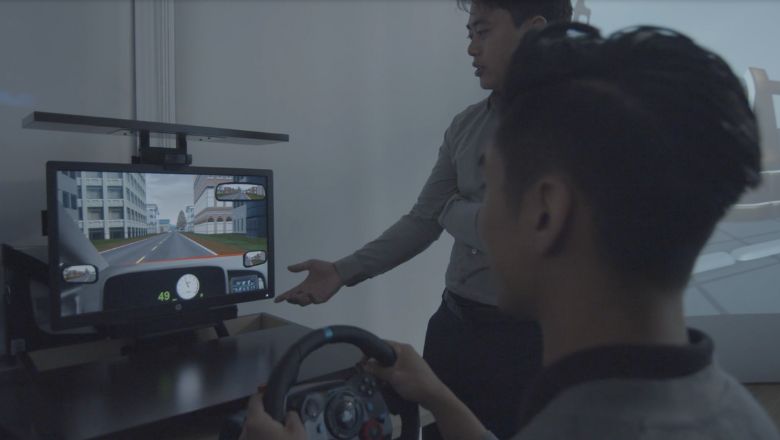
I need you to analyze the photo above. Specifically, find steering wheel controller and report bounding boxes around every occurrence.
[285,370,390,439]
[221,326,419,440]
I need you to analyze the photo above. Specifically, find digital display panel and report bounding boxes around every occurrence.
[47,162,274,329]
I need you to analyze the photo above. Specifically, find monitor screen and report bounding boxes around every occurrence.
[47,161,274,330]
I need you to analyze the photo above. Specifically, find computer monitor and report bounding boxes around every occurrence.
[46,161,274,330]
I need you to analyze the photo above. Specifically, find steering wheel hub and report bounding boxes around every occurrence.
[326,392,363,438]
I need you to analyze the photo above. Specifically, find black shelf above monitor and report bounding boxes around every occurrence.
[22,111,289,145]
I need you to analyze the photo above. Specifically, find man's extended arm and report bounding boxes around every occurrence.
[277,115,475,306]
[333,128,459,286]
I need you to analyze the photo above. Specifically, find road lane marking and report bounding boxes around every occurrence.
[100,236,157,254]
[180,234,218,256]
[136,256,146,264]
[144,254,242,263]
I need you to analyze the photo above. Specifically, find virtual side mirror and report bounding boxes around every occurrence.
[62,265,98,284]
[215,183,266,201]
[244,250,267,268]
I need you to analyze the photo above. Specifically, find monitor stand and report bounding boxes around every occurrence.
[105,304,237,357]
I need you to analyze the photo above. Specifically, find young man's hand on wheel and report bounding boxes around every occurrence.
[240,394,305,440]
[362,340,448,409]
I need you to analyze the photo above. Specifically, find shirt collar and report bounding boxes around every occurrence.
[517,328,714,428]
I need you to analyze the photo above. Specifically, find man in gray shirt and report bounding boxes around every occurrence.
[274,1,573,438]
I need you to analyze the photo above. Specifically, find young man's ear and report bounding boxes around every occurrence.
[526,15,548,29]
[527,175,573,256]
[517,15,548,36]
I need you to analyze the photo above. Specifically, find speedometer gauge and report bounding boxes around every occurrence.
[176,273,200,300]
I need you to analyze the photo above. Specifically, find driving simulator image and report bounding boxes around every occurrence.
[53,168,272,318]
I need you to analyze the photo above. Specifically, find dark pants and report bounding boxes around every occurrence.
[422,290,542,440]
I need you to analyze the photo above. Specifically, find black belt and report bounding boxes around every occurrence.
[443,289,507,322]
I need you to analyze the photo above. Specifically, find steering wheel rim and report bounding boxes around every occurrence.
[263,325,420,440]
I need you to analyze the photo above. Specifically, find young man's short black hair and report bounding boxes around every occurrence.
[458,0,573,25]
[496,23,761,289]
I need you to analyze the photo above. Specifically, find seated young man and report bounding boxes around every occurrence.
[240,23,780,440]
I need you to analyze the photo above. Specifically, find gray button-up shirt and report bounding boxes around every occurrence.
[334,97,501,305]
[484,364,779,440]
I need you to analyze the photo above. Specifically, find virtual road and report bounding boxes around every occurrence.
[101,230,215,266]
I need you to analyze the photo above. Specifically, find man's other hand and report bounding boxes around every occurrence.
[363,340,448,410]
[239,394,306,440]
[275,259,344,306]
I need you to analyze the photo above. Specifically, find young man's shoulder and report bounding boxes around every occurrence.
[512,364,779,440]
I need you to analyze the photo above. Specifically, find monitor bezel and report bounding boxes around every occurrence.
[46,161,275,331]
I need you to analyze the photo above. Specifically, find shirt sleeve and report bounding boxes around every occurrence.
[333,126,458,287]
[438,194,486,254]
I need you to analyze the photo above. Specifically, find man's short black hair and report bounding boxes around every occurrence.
[496,23,761,289]
[458,0,573,25]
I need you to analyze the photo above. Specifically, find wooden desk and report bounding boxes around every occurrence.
[0,314,365,439]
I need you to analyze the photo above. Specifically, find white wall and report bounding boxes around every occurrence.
[174,0,486,350]
[0,1,135,354]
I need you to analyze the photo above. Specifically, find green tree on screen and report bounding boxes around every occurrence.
[177,210,187,230]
